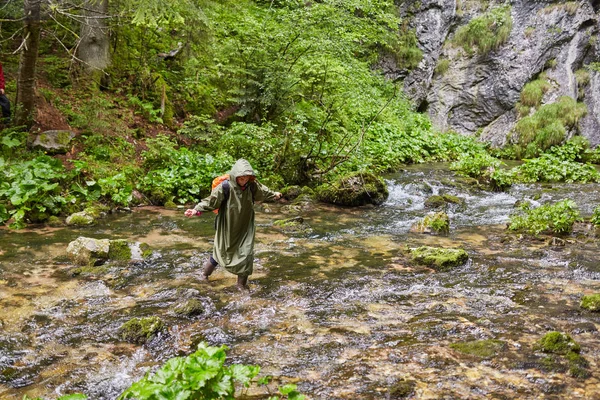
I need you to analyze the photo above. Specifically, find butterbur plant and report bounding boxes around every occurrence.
[118,342,305,400]
[591,206,600,226]
[509,199,582,235]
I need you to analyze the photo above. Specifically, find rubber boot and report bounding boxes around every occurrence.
[236,275,249,291]
[200,259,216,281]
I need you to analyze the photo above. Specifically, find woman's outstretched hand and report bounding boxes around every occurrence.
[185,209,202,217]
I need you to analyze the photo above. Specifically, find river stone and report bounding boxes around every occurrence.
[316,172,388,206]
[273,216,313,234]
[31,130,76,154]
[409,246,468,271]
[66,211,95,226]
[119,316,165,344]
[411,211,450,234]
[173,299,204,317]
[66,237,110,266]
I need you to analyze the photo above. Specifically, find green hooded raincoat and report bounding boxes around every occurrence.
[193,159,278,276]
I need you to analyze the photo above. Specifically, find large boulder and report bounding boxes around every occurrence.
[66,237,110,266]
[31,130,76,154]
[408,246,468,271]
[316,173,388,206]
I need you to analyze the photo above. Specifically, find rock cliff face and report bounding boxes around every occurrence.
[394,0,600,147]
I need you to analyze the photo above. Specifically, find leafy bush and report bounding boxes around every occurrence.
[118,342,304,400]
[0,156,68,228]
[509,199,582,235]
[453,5,512,55]
[450,152,501,179]
[139,136,234,204]
[520,76,551,109]
[512,154,600,183]
[435,58,450,75]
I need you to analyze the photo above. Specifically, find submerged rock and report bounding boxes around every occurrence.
[316,172,388,206]
[580,294,600,312]
[450,339,506,359]
[273,216,313,234]
[408,246,468,271]
[119,316,165,344]
[66,211,95,226]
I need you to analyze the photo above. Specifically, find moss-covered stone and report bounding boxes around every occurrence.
[66,237,110,266]
[412,212,450,234]
[282,185,302,200]
[316,172,388,206]
[119,316,165,344]
[580,294,600,311]
[537,331,580,355]
[273,216,313,234]
[173,299,204,317]
[409,246,468,271]
[140,242,153,259]
[424,195,446,208]
[450,339,506,359]
[164,200,177,209]
[108,239,132,260]
[66,211,95,226]
[46,215,64,227]
[84,204,110,219]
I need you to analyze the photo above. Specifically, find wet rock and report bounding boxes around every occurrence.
[173,299,204,317]
[119,316,165,344]
[410,211,450,234]
[31,130,75,154]
[408,246,468,271]
[316,172,388,206]
[282,185,302,200]
[424,194,465,209]
[66,237,110,266]
[108,239,132,260]
[66,211,95,226]
[580,294,600,312]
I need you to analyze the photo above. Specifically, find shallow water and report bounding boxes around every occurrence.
[1,164,600,399]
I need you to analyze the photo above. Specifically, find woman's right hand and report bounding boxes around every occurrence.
[185,209,201,217]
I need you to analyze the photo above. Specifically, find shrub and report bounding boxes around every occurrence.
[520,77,551,108]
[435,58,450,75]
[450,152,501,179]
[513,154,600,183]
[591,206,600,226]
[509,199,582,235]
[453,5,512,56]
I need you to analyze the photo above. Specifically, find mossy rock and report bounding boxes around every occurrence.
[173,299,204,317]
[108,239,132,260]
[537,331,580,355]
[164,200,178,209]
[84,204,110,218]
[66,211,95,226]
[273,216,313,234]
[411,212,450,234]
[409,246,468,271]
[566,352,591,379]
[580,294,600,311]
[282,185,302,200]
[316,172,388,206]
[424,195,446,208]
[450,339,506,359]
[66,237,110,266]
[119,316,165,344]
[46,216,64,227]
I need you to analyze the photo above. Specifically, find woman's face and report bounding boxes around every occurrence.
[236,175,251,187]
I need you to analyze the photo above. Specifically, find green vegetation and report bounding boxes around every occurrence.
[591,207,600,226]
[580,294,600,311]
[537,331,580,355]
[414,212,451,234]
[519,76,551,110]
[434,58,450,75]
[450,339,506,359]
[508,200,582,235]
[118,342,305,400]
[513,96,587,159]
[453,5,513,56]
[315,172,388,206]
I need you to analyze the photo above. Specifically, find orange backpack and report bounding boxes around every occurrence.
[211,174,230,214]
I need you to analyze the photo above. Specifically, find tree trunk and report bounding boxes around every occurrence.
[76,0,110,88]
[14,0,41,127]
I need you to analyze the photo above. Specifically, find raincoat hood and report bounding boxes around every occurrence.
[229,159,256,183]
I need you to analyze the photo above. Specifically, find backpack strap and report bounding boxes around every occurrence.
[215,180,230,229]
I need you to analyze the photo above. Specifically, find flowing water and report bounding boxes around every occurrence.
[1,164,600,399]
